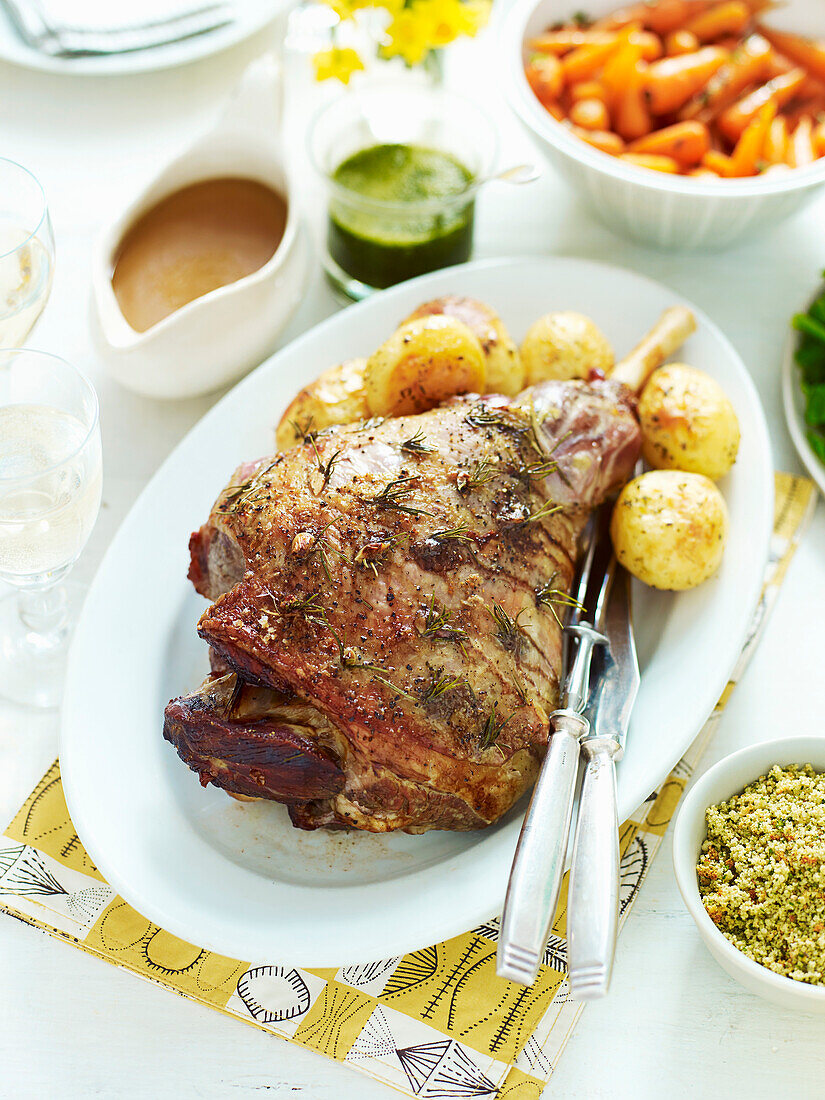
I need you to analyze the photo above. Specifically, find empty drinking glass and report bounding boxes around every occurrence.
[0,351,102,707]
[0,159,54,348]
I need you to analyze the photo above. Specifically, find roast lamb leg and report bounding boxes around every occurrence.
[164,377,641,833]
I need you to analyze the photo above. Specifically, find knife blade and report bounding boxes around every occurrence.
[567,563,639,1000]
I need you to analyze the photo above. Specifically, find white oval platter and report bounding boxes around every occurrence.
[61,256,773,965]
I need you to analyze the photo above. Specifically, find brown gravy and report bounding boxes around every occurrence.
[112,177,288,333]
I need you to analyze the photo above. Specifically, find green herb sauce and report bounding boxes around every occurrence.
[328,143,475,290]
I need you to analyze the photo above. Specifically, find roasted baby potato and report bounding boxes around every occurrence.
[610,470,728,591]
[521,311,614,383]
[404,295,525,395]
[638,363,740,480]
[364,315,486,417]
[276,357,369,451]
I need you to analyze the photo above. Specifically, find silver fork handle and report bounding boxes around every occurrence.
[568,736,621,1000]
[497,710,587,986]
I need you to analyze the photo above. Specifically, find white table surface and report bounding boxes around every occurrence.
[1,14,825,1099]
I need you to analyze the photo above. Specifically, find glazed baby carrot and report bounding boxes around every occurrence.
[684,1,750,43]
[561,37,624,82]
[758,25,825,84]
[524,0,825,179]
[525,54,563,102]
[569,80,608,102]
[643,46,729,114]
[601,38,644,110]
[568,124,626,155]
[678,33,771,121]
[666,29,700,55]
[717,67,806,141]
[764,115,789,163]
[628,120,711,165]
[570,97,611,130]
[620,152,681,171]
[630,31,665,61]
[702,149,738,175]
[729,101,776,174]
[788,116,816,168]
[614,63,654,140]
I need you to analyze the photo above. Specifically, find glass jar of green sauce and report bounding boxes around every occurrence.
[309,83,497,301]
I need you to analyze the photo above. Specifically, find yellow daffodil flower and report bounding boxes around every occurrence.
[312,46,366,84]
[382,8,434,66]
[412,0,473,48]
[323,0,375,18]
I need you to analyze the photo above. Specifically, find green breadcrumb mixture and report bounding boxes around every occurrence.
[696,764,825,985]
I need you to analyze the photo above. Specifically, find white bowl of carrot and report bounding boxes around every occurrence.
[504,0,825,248]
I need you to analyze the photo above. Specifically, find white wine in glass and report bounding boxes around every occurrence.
[0,351,102,708]
[0,158,54,347]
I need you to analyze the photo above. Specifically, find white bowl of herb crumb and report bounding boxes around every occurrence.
[673,736,825,1013]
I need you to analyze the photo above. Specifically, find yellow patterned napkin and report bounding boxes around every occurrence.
[0,473,814,1100]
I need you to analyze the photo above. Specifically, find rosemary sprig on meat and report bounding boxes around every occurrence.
[370,476,432,517]
[465,404,506,429]
[292,523,350,582]
[490,602,524,655]
[353,534,398,576]
[519,500,563,526]
[400,429,432,455]
[513,671,528,706]
[420,670,464,704]
[518,455,559,484]
[431,521,474,544]
[419,595,469,647]
[478,705,512,750]
[535,573,585,628]
[456,456,495,494]
[279,591,327,620]
[289,416,323,464]
[215,458,281,516]
[278,591,348,661]
[319,449,341,489]
[289,414,315,442]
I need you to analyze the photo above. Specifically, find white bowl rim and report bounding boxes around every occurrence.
[673,734,825,1004]
[504,0,825,199]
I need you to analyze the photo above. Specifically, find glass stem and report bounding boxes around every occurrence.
[18,581,69,651]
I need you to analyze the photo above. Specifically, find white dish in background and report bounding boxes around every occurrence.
[91,55,310,400]
[502,0,825,249]
[782,295,825,497]
[673,736,825,1013]
[0,0,293,75]
[60,256,773,966]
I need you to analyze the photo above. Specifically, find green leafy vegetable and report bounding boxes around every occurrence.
[804,383,825,427]
[807,429,825,464]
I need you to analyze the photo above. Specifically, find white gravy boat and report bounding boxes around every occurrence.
[92,54,310,400]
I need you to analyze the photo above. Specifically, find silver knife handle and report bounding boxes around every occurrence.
[568,736,622,1000]
[497,710,587,986]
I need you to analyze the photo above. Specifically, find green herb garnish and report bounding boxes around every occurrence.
[370,476,432,517]
[400,429,432,454]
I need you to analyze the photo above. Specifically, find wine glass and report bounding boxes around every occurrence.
[0,158,55,347]
[0,351,102,708]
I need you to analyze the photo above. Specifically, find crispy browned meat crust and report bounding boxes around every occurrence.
[165,379,640,832]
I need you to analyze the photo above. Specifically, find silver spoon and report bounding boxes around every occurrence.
[465,163,541,200]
